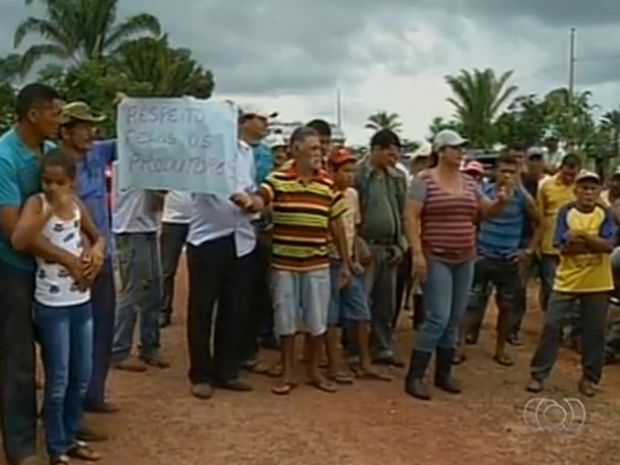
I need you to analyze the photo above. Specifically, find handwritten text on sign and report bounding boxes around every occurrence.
[116,98,238,195]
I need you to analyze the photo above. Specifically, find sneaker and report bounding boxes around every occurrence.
[112,358,147,373]
[526,378,543,393]
[191,383,214,400]
[578,378,596,397]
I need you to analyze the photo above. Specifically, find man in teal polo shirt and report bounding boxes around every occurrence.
[0,83,78,465]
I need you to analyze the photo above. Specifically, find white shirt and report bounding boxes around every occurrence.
[396,161,413,187]
[111,162,159,234]
[162,191,193,224]
[186,140,257,257]
[35,196,90,307]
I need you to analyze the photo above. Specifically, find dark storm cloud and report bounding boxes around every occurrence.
[444,0,620,27]
[3,0,620,96]
[120,0,416,95]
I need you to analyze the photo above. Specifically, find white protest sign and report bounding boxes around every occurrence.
[116,98,238,195]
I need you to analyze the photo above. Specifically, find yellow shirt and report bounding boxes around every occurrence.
[537,175,575,255]
[330,187,361,260]
[553,204,615,294]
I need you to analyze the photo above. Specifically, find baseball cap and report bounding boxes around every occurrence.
[266,134,287,149]
[61,102,106,125]
[411,143,432,160]
[239,103,278,119]
[527,147,545,159]
[575,170,600,183]
[328,147,356,167]
[433,129,467,151]
[461,160,484,175]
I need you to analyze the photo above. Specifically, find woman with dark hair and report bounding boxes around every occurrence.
[403,129,508,401]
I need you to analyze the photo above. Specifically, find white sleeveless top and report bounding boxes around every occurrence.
[35,195,90,307]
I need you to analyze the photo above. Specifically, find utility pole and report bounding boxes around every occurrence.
[567,27,576,148]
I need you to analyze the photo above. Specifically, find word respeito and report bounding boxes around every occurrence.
[125,104,206,125]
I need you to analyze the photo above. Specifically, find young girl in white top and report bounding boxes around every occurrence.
[12,149,104,465]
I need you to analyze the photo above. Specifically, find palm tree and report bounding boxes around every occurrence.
[445,68,518,148]
[0,54,22,84]
[601,109,620,159]
[112,36,214,99]
[365,111,402,132]
[14,0,161,75]
[427,116,462,141]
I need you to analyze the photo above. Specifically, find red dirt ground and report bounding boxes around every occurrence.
[11,257,620,465]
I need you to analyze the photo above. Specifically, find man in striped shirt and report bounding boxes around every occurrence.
[239,126,352,395]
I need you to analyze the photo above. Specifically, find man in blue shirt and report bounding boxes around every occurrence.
[0,83,71,465]
[456,152,540,366]
[58,103,117,423]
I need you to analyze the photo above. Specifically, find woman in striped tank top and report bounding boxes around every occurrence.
[403,130,509,401]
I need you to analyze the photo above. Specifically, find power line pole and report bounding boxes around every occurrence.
[568,27,576,147]
[336,89,342,128]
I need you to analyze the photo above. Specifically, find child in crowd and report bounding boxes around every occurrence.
[12,149,104,464]
[326,148,392,382]
[527,170,615,397]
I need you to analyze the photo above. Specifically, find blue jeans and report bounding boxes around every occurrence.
[34,301,93,459]
[84,259,115,408]
[328,260,370,325]
[112,233,162,363]
[415,257,475,353]
[539,254,558,312]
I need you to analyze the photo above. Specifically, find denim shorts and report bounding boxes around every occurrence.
[272,268,330,336]
[328,260,371,326]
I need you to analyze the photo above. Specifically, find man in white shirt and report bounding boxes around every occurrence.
[159,191,192,328]
[185,105,265,399]
[111,164,169,371]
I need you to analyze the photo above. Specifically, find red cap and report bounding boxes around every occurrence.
[328,148,356,167]
[462,160,484,175]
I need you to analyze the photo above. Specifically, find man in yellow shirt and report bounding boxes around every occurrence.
[536,153,581,312]
[527,171,615,397]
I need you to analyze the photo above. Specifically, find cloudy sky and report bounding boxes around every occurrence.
[2,0,620,144]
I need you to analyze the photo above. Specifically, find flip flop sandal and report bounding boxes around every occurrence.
[67,441,101,461]
[493,355,514,367]
[453,354,467,365]
[307,380,337,393]
[241,361,271,375]
[356,370,393,382]
[271,382,296,396]
[266,364,283,378]
[327,373,354,385]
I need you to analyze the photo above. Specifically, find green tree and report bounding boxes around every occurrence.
[543,88,596,149]
[495,94,548,147]
[111,36,214,98]
[601,109,620,159]
[0,55,20,133]
[37,60,149,136]
[365,111,402,132]
[15,0,161,75]
[445,68,518,148]
[427,116,462,141]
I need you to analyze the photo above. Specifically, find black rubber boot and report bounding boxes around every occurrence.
[404,350,432,400]
[434,348,461,394]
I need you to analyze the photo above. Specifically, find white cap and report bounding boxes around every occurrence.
[266,134,287,149]
[411,143,432,160]
[433,129,467,151]
[239,102,278,119]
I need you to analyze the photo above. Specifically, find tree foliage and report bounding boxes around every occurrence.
[15,0,161,75]
[445,68,518,148]
[365,111,402,132]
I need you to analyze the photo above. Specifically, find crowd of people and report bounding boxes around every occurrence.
[0,82,620,465]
